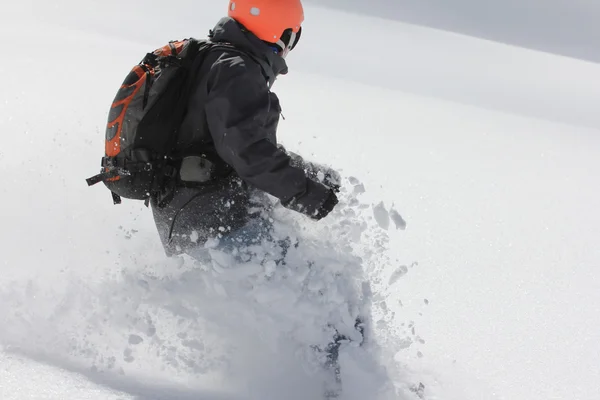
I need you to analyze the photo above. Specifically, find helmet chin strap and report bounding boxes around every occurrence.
[275,30,298,59]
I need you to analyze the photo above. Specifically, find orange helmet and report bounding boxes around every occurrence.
[228,0,304,44]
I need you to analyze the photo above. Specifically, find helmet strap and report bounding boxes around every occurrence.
[275,30,298,59]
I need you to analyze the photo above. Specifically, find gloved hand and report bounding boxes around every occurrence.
[312,190,339,220]
[280,145,342,193]
[316,166,341,193]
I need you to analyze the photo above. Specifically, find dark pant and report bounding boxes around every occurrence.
[151,179,253,256]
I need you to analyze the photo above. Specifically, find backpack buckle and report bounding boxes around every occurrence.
[163,165,177,178]
[101,157,117,168]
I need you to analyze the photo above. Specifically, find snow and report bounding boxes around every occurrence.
[1,1,600,400]
[0,351,129,400]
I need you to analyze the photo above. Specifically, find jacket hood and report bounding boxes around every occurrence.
[209,17,289,85]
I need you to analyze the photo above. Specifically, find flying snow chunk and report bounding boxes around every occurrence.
[128,334,143,345]
[353,183,366,194]
[373,201,390,230]
[390,208,407,230]
[389,265,409,285]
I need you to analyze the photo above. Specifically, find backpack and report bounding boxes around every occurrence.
[86,38,217,207]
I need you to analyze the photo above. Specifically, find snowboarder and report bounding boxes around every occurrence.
[151,0,341,256]
[87,1,362,397]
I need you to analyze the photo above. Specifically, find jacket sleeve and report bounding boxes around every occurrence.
[204,57,331,218]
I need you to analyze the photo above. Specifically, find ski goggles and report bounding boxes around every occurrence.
[276,27,302,58]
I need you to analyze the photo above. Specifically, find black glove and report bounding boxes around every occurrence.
[305,164,341,193]
[312,190,339,221]
[280,146,342,193]
[321,168,341,193]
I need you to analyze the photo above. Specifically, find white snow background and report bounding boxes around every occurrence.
[1,1,599,400]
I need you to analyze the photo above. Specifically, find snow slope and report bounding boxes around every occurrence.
[1,1,599,400]
[307,0,600,63]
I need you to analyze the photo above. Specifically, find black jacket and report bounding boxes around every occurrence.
[152,17,332,255]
